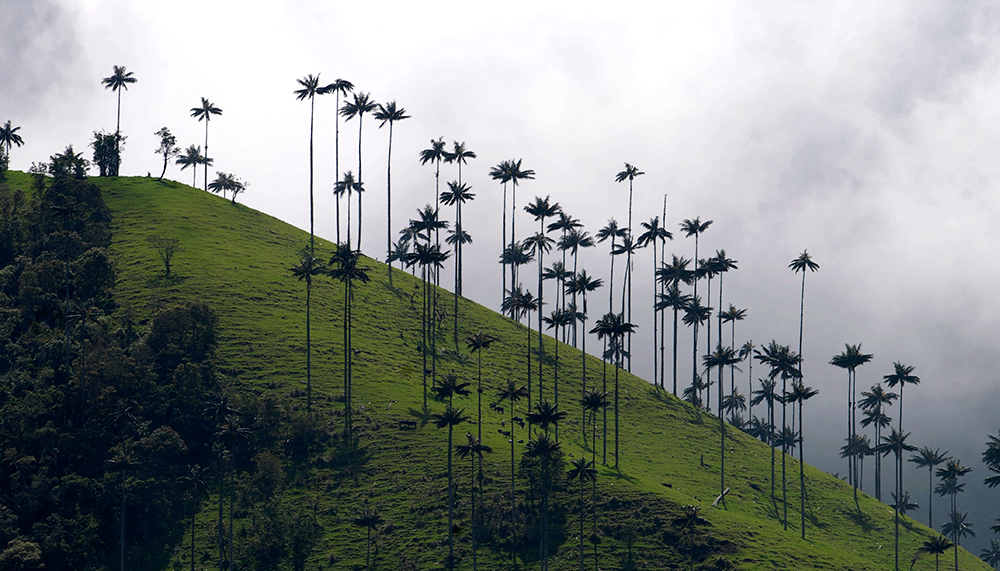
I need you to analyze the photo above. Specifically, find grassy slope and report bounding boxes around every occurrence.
[22,171,982,570]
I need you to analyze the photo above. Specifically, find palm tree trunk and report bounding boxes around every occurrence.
[356,116,364,249]
[344,278,351,436]
[719,359,726,505]
[538,228,544,401]
[799,399,806,539]
[471,449,478,571]
[447,424,455,562]
[204,122,209,192]
[602,341,608,465]
[554,339,560,442]
[386,122,394,286]
[228,466,235,571]
[502,182,507,313]
[782,375,788,531]
[673,304,679,396]
[421,267,428,409]
[626,182,633,372]
[120,468,125,571]
[218,459,224,571]
[306,278,312,414]
[335,92,342,243]
[652,241,658,387]
[705,276,712,409]
[614,352,620,467]
[527,312,533,425]
[509,401,517,569]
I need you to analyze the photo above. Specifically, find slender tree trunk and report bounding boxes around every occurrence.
[538,225,544,401]
[387,122,394,285]
[357,115,364,249]
[614,352,620,467]
[626,182,633,372]
[218,459,224,571]
[652,239,658,387]
[306,277,312,413]
[204,122,209,192]
[120,469,125,571]
[673,303,679,396]
[228,466,234,571]
[344,278,351,435]
[335,92,342,243]
[799,399,806,539]
[527,312,533,423]
[509,400,517,570]
[554,337,560,442]
[781,375,788,531]
[602,341,608,465]
[422,266,428,409]
[719,359,726,506]
[447,425,455,562]
[705,276,712,408]
[306,94,315,411]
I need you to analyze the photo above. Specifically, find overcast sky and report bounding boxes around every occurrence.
[4,0,999,548]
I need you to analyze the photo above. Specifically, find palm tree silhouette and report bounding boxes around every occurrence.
[979,538,1000,570]
[340,91,377,249]
[679,217,713,327]
[789,250,819,415]
[107,442,138,571]
[503,283,538,413]
[936,458,972,569]
[637,216,673,387]
[456,432,492,571]
[525,435,562,570]
[526,196,561,374]
[673,505,710,571]
[984,431,1000,489]
[566,270,603,430]
[559,228,595,347]
[496,379,528,568]
[704,343,740,503]
[860,383,896,500]
[721,305,747,393]
[567,458,597,571]
[610,233,640,371]
[682,296,712,404]
[441,180,475,345]
[207,172,246,203]
[942,509,976,570]
[884,361,920,434]
[432,406,469,564]
[212,418,251,571]
[176,145,207,187]
[591,312,635,467]
[465,331,495,449]
[882,428,917,570]
[909,446,949,529]
[353,502,384,571]
[543,308,574,437]
[830,343,873,500]
[657,255,694,395]
[548,211,582,342]
[788,381,819,538]
[294,74,331,258]
[324,79,354,243]
[328,243,372,440]
[290,249,327,413]
[751,378,780,500]
[409,238,448,409]
[489,160,514,308]
[0,120,25,173]
[506,159,536,293]
[373,101,410,282]
[615,163,643,368]
[101,65,137,173]
[581,390,608,461]
[711,250,738,358]
[754,341,801,529]
[175,464,207,571]
[739,341,755,419]
[527,401,567,439]
[915,534,954,571]
[190,97,223,191]
[335,171,364,249]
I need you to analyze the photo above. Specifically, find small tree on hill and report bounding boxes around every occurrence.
[154,127,180,181]
[91,130,123,176]
[147,235,181,276]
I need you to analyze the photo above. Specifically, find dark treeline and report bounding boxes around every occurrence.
[0,154,324,571]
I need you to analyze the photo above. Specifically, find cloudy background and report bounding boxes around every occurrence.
[4,0,999,550]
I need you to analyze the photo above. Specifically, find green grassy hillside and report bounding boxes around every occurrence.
[48,172,986,570]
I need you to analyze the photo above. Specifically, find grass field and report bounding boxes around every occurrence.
[5,170,982,570]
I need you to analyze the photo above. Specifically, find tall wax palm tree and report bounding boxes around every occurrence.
[503,284,538,413]
[466,331,495,449]
[340,91,377,248]
[916,534,954,571]
[936,458,972,528]
[615,163,644,369]
[290,250,326,413]
[543,308,575,438]
[175,465,207,571]
[101,65,137,173]
[324,79,354,242]
[420,138,448,255]
[0,120,25,172]
[489,160,513,308]
[581,390,607,461]
[373,101,410,283]
[335,171,364,249]
[721,305,747,393]
[884,362,920,435]
[352,503,383,571]
[882,428,917,571]
[611,233,640,371]
[409,237,449,409]
[444,140,476,192]
[496,380,528,568]
[752,378,780,501]
[441,180,476,346]
[910,446,949,529]
[680,217,713,319]
[985,430,1000,489]
[711,250,738,354]
[673,505,711,571]
[548,212,582,341]
[190,97,222,191]
[212,418,251,571]
[176,145,207,187]
[560,228,596,347]
[107,442,137,571]
[703,343,740,504]
[788,382,819,539]
[527,401,567,438]
[432,406,469,564]
[942,510,976,571]
[657,255,694,394]
[754,341,802,530]
[860,383,896,500]
[830,343,873,499]
[328,244,372,440]
[456,433,492,571]
[699,258,720,405]
[294,74,331,258]
[505,159,536,298]
[526,196,562,366]
[566,270,603,426]
[567,458,597,571]
[525,435,562,570]
[410,205,449,393]
[591,312,635,467]
[682,297,712,404]
[638,216,673,387]
[432,373,472,407]
[789,250,819,409]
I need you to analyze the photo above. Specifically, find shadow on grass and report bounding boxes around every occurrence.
[605,466,639,483]
[331,443,372,483]
[846,506,880,533]
[146,273,186,288]
[407,405,433,426]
